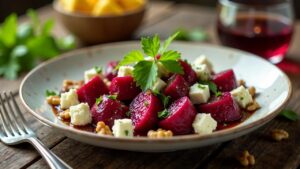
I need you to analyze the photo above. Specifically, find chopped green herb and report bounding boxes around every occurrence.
[198,84,206,89]
[107,95,117,100]
[216,91,222,97]
[199,80,221,96]
[95,96,103,105]
[118,32,183,91]
[153,90,170,108]
[126,111,131,117]
[144,101,149,107]
[45,90,57,97]
[94,66,102,74]
[240,97,244,100]
[279,109,299,121]
[158,109,169,119]
[124,130,129,136]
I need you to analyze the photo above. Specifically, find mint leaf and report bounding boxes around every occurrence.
[279,109,299,121]
[0,13,17,47]
[159,50,181,61]
[117,50,144,68]
[159,60,183,74]
[96,96,103,105]
[133,61,158,91]
[45,90,57,97]
[158,109,169,119]
[141,35,160,57]
[160,31,180,54]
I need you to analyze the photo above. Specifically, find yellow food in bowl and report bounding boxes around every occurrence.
[59,0,145,16]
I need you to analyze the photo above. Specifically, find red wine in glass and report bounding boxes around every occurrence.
[218,14,293,63]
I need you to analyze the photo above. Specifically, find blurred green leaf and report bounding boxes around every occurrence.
[41,19,54,35]
[17,23,34,42]
[11,45,28,58]
[27,35,60,59]
[3,59,20,80]
[0,14,17,47]
[56,35,76,51]
[175,28,208,42]
[27,9,39,33]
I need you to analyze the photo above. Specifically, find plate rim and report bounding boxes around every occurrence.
[19,41,292,143]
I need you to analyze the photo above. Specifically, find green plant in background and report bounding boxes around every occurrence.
[0,9,76,80]
[174,28,209,42]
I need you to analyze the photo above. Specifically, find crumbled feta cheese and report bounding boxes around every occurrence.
[194,55,213,72]
[84,68,102,83]
[189,83,210,104]
[112,119,134,138]
[193,113,217,134]
[152,78,167,92]
[117,66,134,77]
[230,86,253,108]
[69,103,92,126]
[192,64,211,81]
[60,89,79,109]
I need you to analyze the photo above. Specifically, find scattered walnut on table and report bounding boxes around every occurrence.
[237,150,255,167]
[247,100,261,111]
[271,129,289,141]
[147,128,173,138]
[95,121,112,136]
[47,96,60,106]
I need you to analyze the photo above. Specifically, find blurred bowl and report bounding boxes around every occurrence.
[53,1,146,44]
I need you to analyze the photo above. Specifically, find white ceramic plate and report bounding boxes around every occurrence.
[20,42,291,152]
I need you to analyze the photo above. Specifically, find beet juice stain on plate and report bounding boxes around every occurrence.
[217,0,294,64]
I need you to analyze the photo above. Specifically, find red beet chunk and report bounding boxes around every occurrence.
[91,95,128,128]
[110,76,141,101]
[105,61,118,81]
[159,97,197,135]
[77,76,109,107]
[212,69,237,92]
[179,60,198,85]
[198,92,242,123]
[130,91,163,135]
[164,75,189,100]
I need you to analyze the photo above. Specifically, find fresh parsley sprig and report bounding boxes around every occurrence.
[117,32,183,91]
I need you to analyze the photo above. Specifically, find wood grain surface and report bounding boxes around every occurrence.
[0,2,299,169]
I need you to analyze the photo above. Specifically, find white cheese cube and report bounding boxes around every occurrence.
[84,68,102,84]
[189,83,210,104]
[192,64,211,81]
[117,66,134,77]
[112,119,134,138]
[193,113,217,134]
[69,103,92,126]
[152,78,167,92]
[60,89,79,109]
[194,55,213,72]
[230,86,253,108]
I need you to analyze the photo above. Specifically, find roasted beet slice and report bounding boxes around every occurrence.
[179,60,198,85]
[109,76,141,101]
[130,91,163,135]
[212,69,237,92]
[197,92,242,123]
[159,96,197,135]
[164,75,189,100]
[77,76,109,107]
[105,61,118,81]
[91,95,128,128]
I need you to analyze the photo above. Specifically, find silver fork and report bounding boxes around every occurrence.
[0,92,72,169]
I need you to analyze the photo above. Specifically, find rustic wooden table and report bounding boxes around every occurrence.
[1,2,300,169]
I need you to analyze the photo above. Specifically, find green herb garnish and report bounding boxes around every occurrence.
[144,101,149,107]
[279,109,299,121]
[153,90,170,108]
[198,84,206,90]
[117,32,183,91]
[216,91,222,97]
[107,95,117,100]
[0,10,76,80]
[158,109,170,119]
[124,130,129,136]
[126,111,131,117]
[199,80,222,97]
[94,66,102,74]
[95,96,103,105]
[45,90,57,97]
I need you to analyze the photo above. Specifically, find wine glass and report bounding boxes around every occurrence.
[217,0,294,64]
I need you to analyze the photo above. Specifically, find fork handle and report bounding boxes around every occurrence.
[26,137,72,169]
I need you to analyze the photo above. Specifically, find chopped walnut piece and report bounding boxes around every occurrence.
[59,109,70,120]
[238,79,246,87]
[248,86,256,97]
[103,78,111,87]
[237,150,255,167]
[47,96,60,106]
[271,129,289,141]
[95,121,112,136]
[246,100,261,111]
[147,128,173,138]
[63,80,84,92]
